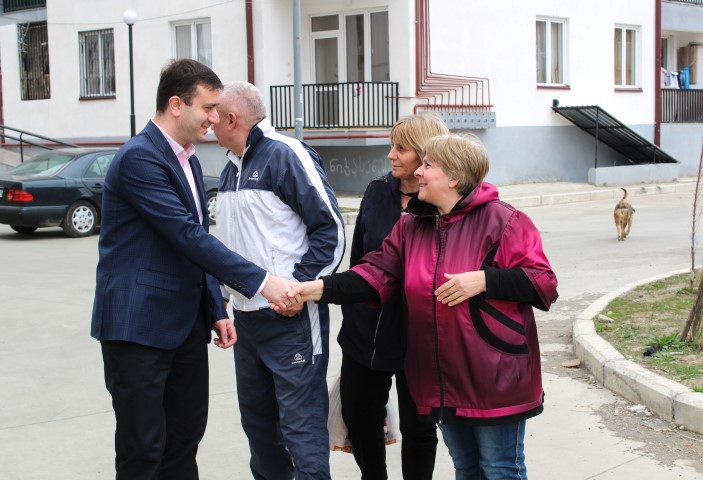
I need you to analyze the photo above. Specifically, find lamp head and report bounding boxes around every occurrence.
[123,10,138,26]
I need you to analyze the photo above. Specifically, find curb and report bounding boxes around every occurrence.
[503,182,697,209]
[572,268,703,434]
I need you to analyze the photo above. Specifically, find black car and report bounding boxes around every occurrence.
[0,148,118,237]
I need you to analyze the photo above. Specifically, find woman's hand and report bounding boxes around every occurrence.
[435,271,486,306]
[270,279,324,313]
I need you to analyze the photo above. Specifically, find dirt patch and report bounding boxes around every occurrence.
[596,272,703,391]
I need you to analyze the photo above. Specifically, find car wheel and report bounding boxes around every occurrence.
[10,225,37,234]
[62,201,98,237]
[207,191,217,225]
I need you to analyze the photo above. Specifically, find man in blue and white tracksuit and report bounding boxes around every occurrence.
[212,81,345,480]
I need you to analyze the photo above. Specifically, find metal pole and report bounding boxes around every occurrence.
[128,23,136,138]
[595,108,599,169]
[293,0,303,140]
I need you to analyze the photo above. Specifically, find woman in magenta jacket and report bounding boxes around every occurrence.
[279,133,558,479]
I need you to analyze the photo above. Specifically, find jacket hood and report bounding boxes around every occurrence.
[406,182,500,220]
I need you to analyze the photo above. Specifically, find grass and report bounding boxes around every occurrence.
[594,272,703,392]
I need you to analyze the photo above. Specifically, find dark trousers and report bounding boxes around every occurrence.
[233,307,331,480]
[101,318,210,480]
[340,354,438,480]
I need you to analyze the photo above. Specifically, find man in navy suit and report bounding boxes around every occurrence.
[91,59,292,480]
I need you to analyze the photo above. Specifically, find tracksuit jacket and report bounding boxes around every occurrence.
[351,182,558,424]
[216,117,345,356]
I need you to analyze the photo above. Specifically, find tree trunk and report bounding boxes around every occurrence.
[682,273,703,342]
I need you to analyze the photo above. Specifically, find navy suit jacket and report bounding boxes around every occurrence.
[91,121,267,349]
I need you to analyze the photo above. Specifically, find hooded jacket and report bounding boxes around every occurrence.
[351,182,558,424]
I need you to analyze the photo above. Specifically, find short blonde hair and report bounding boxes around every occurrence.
[423,133,489,195]
[390,113,449,159]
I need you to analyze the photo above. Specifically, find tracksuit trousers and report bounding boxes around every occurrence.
[233,307,331,480]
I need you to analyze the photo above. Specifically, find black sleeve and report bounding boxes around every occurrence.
[320,271,380,304]
[484,266,541,305]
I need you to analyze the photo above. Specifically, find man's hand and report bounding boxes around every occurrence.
[261,275,295,311]
[270,279,324,313]
[435,271,486,307]
[212,318,237,349]
[279,300,304,318]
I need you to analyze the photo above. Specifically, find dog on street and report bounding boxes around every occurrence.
[614,188,634,241]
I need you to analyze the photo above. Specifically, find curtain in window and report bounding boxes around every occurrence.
[345,15,364,82]
[536,21,546,84]
[370,11,389,82]
[614,28,623,85]
[175,25,192,60]
[19,22,50,100]
[196,22,212,68]
[625,29,635,86]
[550,22,563,84]
[79,29,115,97]
[102,31,115,94]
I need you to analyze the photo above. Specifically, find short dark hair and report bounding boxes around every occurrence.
[155,59,223,113]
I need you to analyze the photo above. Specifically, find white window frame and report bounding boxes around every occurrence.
[171,18,212,68]
[614,24,640,88]
[79,28,115,98]
[536,17,568,86]
[310,9,389,83]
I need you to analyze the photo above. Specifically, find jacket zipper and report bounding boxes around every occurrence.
[370,305,385,368]
[432,215,446,423]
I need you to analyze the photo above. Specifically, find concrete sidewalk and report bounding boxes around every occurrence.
[2,178,703,479]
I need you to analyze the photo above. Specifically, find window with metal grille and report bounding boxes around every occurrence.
[79,29,116,98]
[18,21,50,100]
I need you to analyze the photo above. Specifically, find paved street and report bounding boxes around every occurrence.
[1,185,703,479]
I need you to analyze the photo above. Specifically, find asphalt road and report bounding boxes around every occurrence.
[1,189,702,479]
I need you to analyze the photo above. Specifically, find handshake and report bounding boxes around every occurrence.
[261,275,325,316]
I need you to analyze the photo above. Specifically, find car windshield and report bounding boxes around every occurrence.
[10,152,75,176]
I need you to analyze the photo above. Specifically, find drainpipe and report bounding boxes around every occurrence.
[246,0,255,83]
[655,0,661,146]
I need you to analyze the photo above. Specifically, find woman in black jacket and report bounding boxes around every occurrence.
[337,113,449,480]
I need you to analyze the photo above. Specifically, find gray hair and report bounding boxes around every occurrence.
[220,81,266,124]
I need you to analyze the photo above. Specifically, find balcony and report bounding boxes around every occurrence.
[661,88,703,123]
[667,0,703,5]
[3,0,46,13]
[270,82,398,130]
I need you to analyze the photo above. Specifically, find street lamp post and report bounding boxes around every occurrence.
[122,10,138,138]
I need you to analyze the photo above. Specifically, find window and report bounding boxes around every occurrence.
[79,29,115,98]
[172,19,212,67]
[18,21,50,100]
[85,153,115,178]
[311,10,389,83]
[614,26,638,87]
[661,37,669,70]
[536,18,566,85]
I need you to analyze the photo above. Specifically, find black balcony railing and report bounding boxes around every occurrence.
[662,88,703,123]
[3,0,46,13]
[270,82,399,130]
[668,0,703,5]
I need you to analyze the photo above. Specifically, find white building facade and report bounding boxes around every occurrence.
[0,0,698,192]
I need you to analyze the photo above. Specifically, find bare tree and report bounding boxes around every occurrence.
[682,140,703,344]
